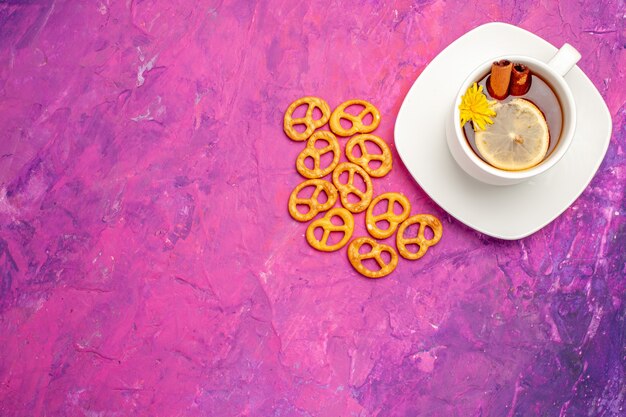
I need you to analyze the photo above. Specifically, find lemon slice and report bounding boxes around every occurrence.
[475,98,549,171]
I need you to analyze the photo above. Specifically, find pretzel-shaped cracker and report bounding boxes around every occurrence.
[306,207,354,252]
[284,96,331,141]
[296,131,340,178]
[348,237,398,278]
[345,134,392,177]
[331,162,373,213]
[288,179,338,222]
[396,214,443,260]
[329,99,381,137]
[365,192,411,239]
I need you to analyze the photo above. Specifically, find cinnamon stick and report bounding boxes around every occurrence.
[487,60,512,100]
[509,63,532,96]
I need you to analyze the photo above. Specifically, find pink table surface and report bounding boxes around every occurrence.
[1,1,625,416]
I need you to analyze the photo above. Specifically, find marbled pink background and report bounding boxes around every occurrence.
[0,1,625,416]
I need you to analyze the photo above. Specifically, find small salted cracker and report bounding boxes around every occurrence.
[296,130,340,179]
[284,96,331,141]
[345,134,392,178]
[347,237,398,279]
[365,192,411,239]
[288,179,337,222]
[329,99,381,137]
[396,214,443,260]
[306,207,354,252]
[331,162,373,213]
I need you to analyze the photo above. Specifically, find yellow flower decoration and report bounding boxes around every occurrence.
[459,83,496,131]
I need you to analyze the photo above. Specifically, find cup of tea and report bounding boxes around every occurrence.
[446,44,581,185]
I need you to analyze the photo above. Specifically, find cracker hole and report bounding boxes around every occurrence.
[376,219,390,230]
[297,204,310,214]
[312,107,323,120]
[298,185,315,199]
[368,160,382,170]
[328,231,345,245]
[380,250,391,264]
[304,156,315,170]
[362,112,373,125]
[351,145,363,158]
[338,171,349,185]
[313,226,323,240]
[293,104,308,118]
[393,201,405,215]
[353,173,367,192]
[364,140,383,155]
[317,190,328,204]
[404,223,420,239]
[345,103,366,115]
[319,152,334,169]
[361,257,381,271]
[405,243,420,253]
[359,243,373,254]
[293,123,307,133]
[372,200,387,216]
[330,215,344,226]
[424,226,435,240]
[339,118,352,130]
[347,192,361,204]
[314,138,329,149]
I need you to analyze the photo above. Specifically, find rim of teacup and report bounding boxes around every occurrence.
[452,55,576,180]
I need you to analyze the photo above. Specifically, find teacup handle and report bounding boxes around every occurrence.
[547,43,581,77]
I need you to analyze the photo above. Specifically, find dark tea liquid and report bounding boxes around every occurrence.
[463,72,563,168]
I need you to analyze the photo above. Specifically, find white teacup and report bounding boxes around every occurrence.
[445,44,581,186]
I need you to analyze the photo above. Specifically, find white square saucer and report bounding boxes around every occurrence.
[394,22,612,240]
